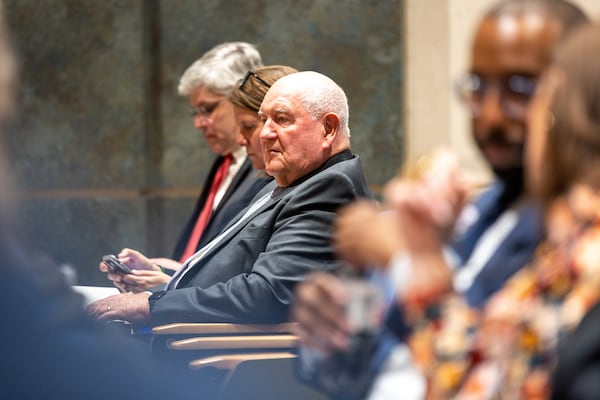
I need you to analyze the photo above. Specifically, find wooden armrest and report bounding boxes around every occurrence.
[168,334,299,350]
[189,352,297,370]
[152,322,297,335]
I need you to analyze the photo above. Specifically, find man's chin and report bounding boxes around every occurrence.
[264,164,278,178]
[482,146,519,169]
[208,146,224,155]
[491,165,525,203]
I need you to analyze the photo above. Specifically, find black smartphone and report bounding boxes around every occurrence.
[102,254,132,274]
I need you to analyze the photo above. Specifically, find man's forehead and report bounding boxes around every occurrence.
[470,15,561,75]
[189,85,223,104]
[495,13,547,38]
[261,88,299,112]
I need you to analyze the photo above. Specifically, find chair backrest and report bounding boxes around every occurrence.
[152,322,297,335]
[151,322,327,399]
[217,356,328,400]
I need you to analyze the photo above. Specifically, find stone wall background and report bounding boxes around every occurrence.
[3,0,404,285]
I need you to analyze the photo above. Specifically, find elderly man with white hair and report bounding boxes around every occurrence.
[88,71,372,326]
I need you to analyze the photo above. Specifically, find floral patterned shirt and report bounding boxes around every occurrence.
[410,184,600,399]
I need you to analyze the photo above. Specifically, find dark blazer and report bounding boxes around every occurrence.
[450,180,543,307]
[150,150,372,325]
[552,301,600,400]
[172,155,271,261]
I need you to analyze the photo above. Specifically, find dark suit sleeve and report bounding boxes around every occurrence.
[552,301,600,400]
[150,168,367,324]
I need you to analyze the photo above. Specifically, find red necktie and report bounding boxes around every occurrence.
[179,155,233,262]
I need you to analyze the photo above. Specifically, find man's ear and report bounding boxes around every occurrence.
[323,113,340,144]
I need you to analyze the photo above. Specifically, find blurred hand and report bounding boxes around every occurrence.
[384,178,446,255]
[383,149,466,314]
[291,272,352,354]
[86,292,151,325]
[334,200,404,270]
[400,249,453,320]
[384,177,455,316]
[386,148,467,244]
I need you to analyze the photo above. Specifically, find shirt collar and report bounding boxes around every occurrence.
[231,146,247,165]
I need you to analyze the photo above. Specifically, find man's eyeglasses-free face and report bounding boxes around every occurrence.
[455,73,538,120]
[190,99,222,118]
[239,70,271,92]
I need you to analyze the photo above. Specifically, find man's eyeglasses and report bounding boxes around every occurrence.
[239,70,271,92]
[455,73,538,120]
[191,100,222,118]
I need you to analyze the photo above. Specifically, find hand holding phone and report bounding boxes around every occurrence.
[102,254,132,274]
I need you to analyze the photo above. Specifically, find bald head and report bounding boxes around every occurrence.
[268,71,351,138]
[258,71,351,187]
[476,0,588,71]
[486,0,588,35]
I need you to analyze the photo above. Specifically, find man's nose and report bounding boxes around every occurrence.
[259,119,277,140]
[477,88,504,126]
[193,114,209,130]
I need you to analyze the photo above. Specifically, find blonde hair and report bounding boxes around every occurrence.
[229,65,298,112]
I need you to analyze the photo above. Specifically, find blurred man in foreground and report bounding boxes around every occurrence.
[291,1,588,399]
[0,4,200,399]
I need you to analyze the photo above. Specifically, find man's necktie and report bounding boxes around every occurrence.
[167,189,274,290]
[179,155,232,262]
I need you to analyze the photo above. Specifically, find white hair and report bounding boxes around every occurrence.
[177,42,263,96]
[281,71,351,138]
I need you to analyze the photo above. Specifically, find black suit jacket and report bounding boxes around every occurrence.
[552,301,600,400]
[172,155,271,260]
[150,150,372,325]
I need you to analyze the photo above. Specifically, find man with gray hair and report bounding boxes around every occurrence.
[172,42,267,263]
[88,71,372,327]
[100,42,271,292]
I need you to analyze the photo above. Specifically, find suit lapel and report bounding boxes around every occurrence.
[201,187,282,258]
[175,187,282,288]
[211,157,252,217]
[172,156,225,260]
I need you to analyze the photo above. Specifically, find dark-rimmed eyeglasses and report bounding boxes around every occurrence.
[455,72,538,120]
[239,70,271,92]
[190,99,222,118]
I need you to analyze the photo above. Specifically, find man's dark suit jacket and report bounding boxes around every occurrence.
[450,180,543,307]
[172,155,271,261]
[150,150,371,325]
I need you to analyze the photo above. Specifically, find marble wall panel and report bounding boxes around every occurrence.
[18,198,147,285]
[3,0,404,284]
